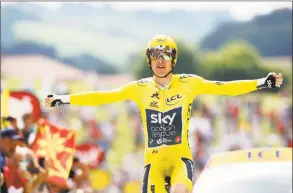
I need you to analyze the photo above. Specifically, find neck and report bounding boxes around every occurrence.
[153,73,173,88]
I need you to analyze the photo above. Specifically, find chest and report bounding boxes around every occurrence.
[141,85,191,111]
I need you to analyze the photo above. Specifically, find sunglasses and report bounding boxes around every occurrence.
[148,46,174,61]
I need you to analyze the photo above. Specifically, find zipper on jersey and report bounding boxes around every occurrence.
[162,88,165,145]
[156,86,165,146]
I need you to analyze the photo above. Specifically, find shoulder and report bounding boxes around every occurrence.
[175,74,204,83]
[121,77,153,91]
[135,77,153,87]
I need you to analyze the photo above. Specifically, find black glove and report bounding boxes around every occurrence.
[47,94,69,107]
[257,73,277,89]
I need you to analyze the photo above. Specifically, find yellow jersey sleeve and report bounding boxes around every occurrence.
[69,81,141,106]
[190,75,258,96]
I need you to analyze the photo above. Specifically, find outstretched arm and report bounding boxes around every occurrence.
[194,72,283,96]
[45,81,140,107]
[69,87,131,106]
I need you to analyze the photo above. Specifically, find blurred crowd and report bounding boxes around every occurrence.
[188,93,292,177]
[0,114,91,193]
[1,81,292,193]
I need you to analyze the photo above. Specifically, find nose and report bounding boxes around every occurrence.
[158,56,164,62]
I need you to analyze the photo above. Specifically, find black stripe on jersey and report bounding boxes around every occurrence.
[142,164,151,193]
[181,157,194,182]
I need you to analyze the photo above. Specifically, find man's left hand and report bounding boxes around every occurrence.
[257,72,283,89]
[273,73,283,88]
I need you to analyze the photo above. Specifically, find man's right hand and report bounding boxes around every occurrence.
[45,94,70,107]
[45,95,54,107]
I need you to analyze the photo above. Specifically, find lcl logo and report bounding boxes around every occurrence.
[179,74,195,83]
[247,150,280,159]
[165,94,182,106]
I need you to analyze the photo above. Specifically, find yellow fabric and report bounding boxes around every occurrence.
[69,74,258,192]
[89,169,111,190]
[123,180,141,193]
[1,89,10,117]
[70,81,141,106]
[207,147,292,168]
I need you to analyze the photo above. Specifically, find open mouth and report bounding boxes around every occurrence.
[157,65,165,69]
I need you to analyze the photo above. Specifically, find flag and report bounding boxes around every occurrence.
[75,143,105,168]
[1,90,41,129]
[9,91,41,122]
[31,118,76,186]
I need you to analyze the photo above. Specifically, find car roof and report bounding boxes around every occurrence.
[204,147,292,168]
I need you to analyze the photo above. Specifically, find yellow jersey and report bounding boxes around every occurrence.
[69,74,258,192]
[69,74,257,161]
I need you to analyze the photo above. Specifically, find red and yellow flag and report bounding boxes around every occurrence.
[31,118,76,186]
[1,90,41,129]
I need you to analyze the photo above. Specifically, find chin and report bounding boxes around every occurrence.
[156,74,166,78]
[154,71,167,77]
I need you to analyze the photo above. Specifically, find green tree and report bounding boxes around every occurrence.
[132,40,201,79]
[203,41,267,80]
[202,41,291,92]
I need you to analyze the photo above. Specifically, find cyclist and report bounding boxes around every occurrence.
[45,35,283,193]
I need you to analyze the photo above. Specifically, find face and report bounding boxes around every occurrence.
[0,137,17,157]
[149,51,173,77]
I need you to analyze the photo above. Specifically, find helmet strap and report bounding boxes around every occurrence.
[149,63,175,78]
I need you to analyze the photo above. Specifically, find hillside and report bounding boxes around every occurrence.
[200,8,292,56]
[1,3,233,66]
